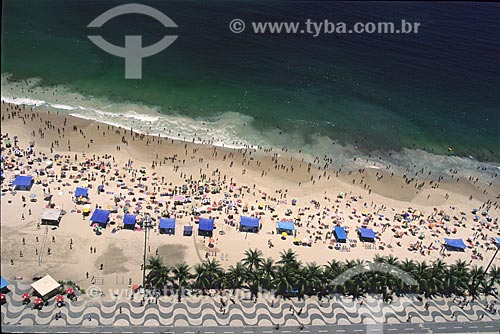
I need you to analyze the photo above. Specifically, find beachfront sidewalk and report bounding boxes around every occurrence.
[1,281,499,329]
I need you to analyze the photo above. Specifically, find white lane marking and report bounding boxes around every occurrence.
[470,326,478,329]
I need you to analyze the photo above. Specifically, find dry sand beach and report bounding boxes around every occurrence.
[1,101,499,293]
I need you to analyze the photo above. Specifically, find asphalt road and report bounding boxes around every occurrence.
[2,321,499,334]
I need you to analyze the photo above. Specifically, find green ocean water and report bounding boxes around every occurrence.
[1,1,499,180]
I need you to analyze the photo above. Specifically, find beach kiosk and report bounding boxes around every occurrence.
[31,275,60,300]
[12,175,34,191]
[74,187,89,204]
[444,238,467,251]
[90,209,110,228]
[239,216,260,233]
[183,226,193,236]
[41,208,62,226]
[277,221,295,236]
[122,214,136,230]
[334,226,347,243]
[358,228,376,242]
[198,217,214,237]
[159,218,176,235]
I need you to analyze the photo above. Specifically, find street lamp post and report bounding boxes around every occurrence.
[485,241,500,273]
[142,214,153,288]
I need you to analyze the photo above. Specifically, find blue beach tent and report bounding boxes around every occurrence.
[12,175,34,191]
[183,225,193,236]
[358,228,376,242]
[334,226,347,242]
[122,214,136,230]
[75,187,89,198]
[444,238,467,251]
[198,217,214,236]
[239,216,260,233]
[90,209,110,227]
[277,221,295,235]
[159,218,176,235]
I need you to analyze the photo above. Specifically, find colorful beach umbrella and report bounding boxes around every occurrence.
[66,288,74,295]
[34,298,43,305]
[22,293,30,300]
[56,295,64,302]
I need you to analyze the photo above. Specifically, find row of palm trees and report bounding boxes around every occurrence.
[146,248,500,300]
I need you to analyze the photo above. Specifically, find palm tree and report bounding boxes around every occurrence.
[397,258,418,294]
[324,259,344,294]
[202,258,225,289]
[193,263,210,290]
[261,257,277,291]
[246,268,262,299]
[415,261,432,296]
[277,249,299,269]
[468,266,486,297]
[301,262,322,297]
[483,265,500,295]
[447,259,470,295]
[226,262,247,291]
[145,256,170,289]
[170,262,192,301]
[242,248,264,272]
[272,266,296,296]
[423,259,447,297]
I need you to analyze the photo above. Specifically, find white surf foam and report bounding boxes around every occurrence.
[2,72,499,185]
